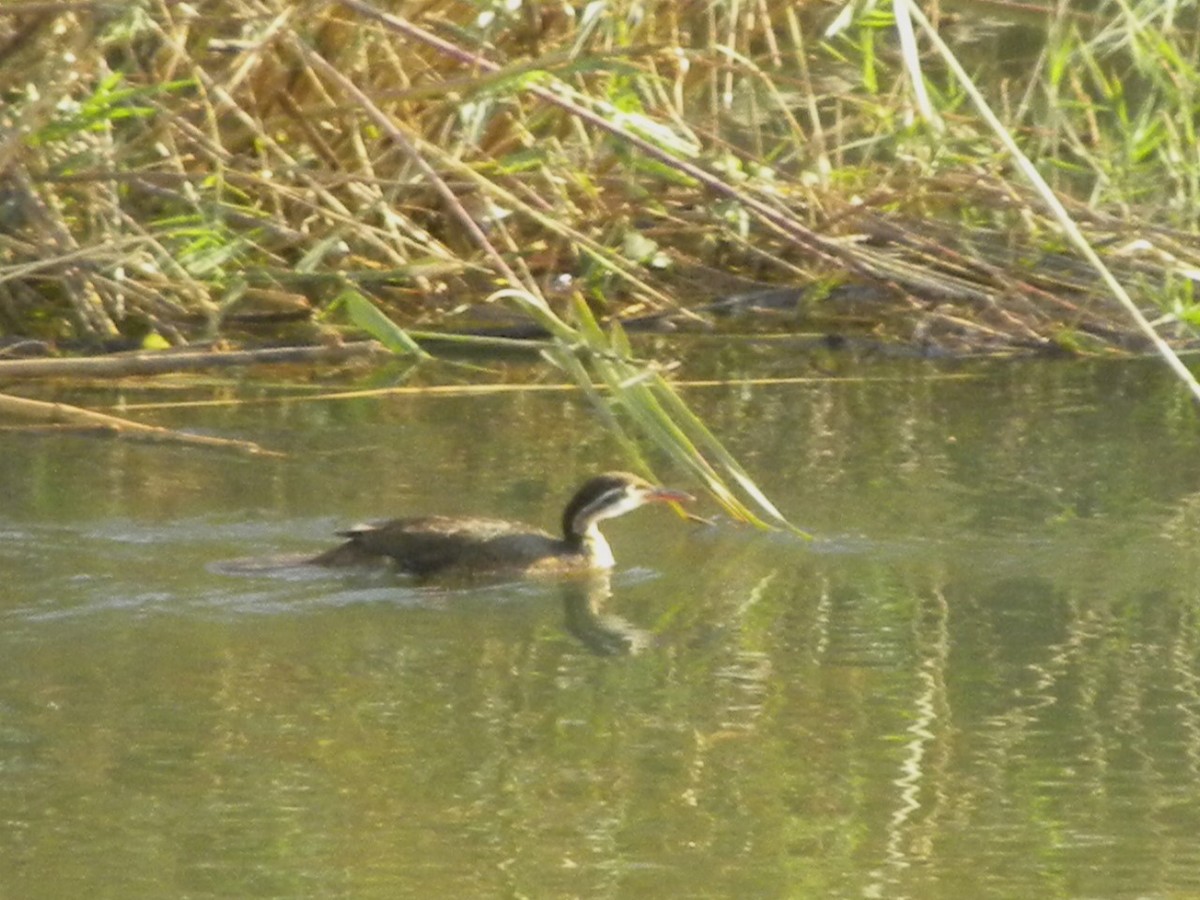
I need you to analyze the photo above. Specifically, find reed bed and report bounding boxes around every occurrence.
[3,0,1197,353]
[2,0,1199,517]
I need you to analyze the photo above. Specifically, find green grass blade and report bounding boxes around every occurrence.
[331,290,429,358]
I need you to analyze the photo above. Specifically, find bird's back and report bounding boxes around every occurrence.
[310,515,579,576]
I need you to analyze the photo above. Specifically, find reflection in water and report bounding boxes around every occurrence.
[7,358,1200,897]
[560,573,652,656]
[213,554,655,656]
[873,585,950,897]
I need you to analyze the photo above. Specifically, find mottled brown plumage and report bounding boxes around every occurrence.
[309,472,691,576]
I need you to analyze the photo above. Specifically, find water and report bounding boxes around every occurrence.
[2,348,1200,898]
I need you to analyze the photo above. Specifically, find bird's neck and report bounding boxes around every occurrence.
[568,523,615,569]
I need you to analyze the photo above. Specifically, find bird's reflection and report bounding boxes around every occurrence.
[560,573,653,656]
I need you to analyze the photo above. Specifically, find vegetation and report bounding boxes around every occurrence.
[2,0,1200,513]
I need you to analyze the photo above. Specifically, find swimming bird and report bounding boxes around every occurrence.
[309,471,692,576]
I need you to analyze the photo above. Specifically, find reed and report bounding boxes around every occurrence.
[2,0,1198,515]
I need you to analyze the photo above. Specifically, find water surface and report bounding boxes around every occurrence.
[3,348,1200,898]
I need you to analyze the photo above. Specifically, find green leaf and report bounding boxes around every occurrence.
[331,290,428,358]
[622,230,659,265]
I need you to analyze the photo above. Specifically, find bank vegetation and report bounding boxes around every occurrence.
[2,0,1199,519]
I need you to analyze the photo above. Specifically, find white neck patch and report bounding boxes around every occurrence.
[580,527,615,568]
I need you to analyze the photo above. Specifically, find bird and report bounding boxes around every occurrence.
[308,471,692,577]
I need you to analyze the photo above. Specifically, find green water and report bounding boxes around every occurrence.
[3,348,1200,898]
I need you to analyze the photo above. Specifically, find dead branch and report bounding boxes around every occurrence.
[0,391,283,455]
[0,341,391,379]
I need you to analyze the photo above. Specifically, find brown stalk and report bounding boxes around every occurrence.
[0,391,282,455]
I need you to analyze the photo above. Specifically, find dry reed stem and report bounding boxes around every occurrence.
[0,390,282,454]
[0,0,1195,359]
[0,339,388,378]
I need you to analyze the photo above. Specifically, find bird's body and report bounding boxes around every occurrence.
[309,472,690,577]
[311,515,603,575]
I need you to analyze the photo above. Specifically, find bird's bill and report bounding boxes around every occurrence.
[643,487,694,504]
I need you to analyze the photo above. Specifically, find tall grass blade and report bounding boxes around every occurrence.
[331,290,429,358]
